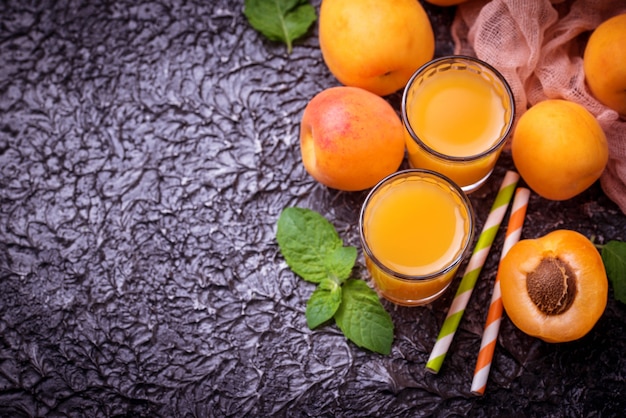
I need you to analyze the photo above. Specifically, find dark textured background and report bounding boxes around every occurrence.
[1,1,625,417]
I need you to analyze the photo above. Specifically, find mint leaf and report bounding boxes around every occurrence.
[243,0,316,54]
[324,245,358,286]
[276,207,357,284]
[601,240,626,304]
[334,279,394,355]
[306,277,342,329]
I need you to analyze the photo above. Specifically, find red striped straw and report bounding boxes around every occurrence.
[471,187,531,396]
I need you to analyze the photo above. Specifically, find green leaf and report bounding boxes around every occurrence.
[601,240,626,304]
[275,207,394,355]
[306,277,342,329]
[334,279,394,355]
[276,207,357,284]
[243,0,317,54]
[324,245,358,285]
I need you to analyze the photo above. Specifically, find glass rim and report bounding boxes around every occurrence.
[359,168,475,282]
[401,55,516,162]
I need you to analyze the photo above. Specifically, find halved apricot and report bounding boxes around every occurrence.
[499,230,608,343]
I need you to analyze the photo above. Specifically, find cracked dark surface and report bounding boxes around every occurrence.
[1,0,625,417]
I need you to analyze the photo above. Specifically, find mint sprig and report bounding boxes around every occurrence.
[600,240,626,304]
[243,0,317,54]
[276,207,394,354]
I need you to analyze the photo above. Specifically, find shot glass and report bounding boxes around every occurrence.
[359,169,475,306]
[402,56,515,193]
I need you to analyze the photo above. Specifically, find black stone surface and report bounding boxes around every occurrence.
[1,1,625,417]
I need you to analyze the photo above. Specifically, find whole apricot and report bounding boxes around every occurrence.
[511,99,608,201]
[583,13,626,116]
[299,86,405,191]
[319,0,434,97]
[499,230,608,343]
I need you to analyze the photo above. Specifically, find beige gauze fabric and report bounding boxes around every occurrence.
[451,0,626,214]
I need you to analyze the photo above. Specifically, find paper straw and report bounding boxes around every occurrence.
[425,170,519,374]
[471,187,531,395]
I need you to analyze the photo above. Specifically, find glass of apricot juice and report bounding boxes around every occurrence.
[402,56,515,193]
[359,169,475,306]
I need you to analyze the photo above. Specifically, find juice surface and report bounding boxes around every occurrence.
[409,69,507,157]
[364,177,467,276]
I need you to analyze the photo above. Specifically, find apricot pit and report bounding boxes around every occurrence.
[526,257,576,316]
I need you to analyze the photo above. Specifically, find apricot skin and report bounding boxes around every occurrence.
[299,86,405,191]
[499,230,608,343]
[583,13,626,116]
[511,99,608,201]
[319,0,434,96]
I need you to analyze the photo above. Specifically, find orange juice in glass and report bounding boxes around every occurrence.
[402,56,515,193]
[359,169,474,306]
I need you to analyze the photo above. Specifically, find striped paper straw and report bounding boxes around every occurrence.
[425,170,519,374]
[471,187,531,395]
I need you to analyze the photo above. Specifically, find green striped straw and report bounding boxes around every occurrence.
[425,170,519,374]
